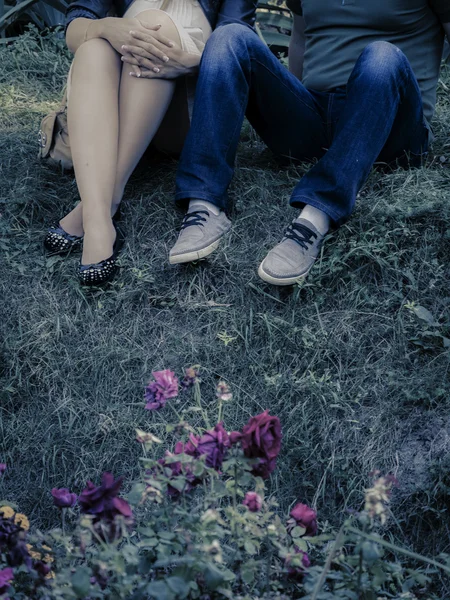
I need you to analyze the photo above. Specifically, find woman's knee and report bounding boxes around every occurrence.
[133,9,180,43]
[74,37,119,70]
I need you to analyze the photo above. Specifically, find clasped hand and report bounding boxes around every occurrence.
[121,22,200,79]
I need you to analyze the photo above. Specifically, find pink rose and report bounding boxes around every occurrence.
[289,503,318,536]
[243,492,263,512]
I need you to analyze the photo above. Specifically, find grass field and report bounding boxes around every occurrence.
[0,29,449,594]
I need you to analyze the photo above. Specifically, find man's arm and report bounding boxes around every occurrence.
[289,14,306,80]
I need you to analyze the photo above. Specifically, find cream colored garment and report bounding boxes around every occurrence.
[124,0,212,55]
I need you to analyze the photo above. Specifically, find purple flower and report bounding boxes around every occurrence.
[180,423,231,470]
[51,488,77,509]
[79,473,133,522]
[0,567,14,594]
[230,410,282,478]
[289,503,318,537]
[181,367,200,390]
[145,370,179,411]
[0,464,6,475]
[243,492,263,512]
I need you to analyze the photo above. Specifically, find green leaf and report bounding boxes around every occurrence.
[244,540,257,555]
[168,477,188,492]
[193,461,205,477]
[204,564,235,590]
[212,480,228,497]
[158,531,176,541]
[147,581,175,599]
[291,525,307,538]
[204,564,225,590]
[71,566,91,598]
[241,560,257,585]
[128,483,146,506]
[293,538,308,552]
[166,576,189,598]
[411,305,438,326]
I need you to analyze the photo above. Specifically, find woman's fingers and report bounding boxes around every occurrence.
[131,27,175,49]
[122,42,169,63]
[122,54,160,73]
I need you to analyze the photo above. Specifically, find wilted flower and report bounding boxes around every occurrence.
[285,548,311,580]
[34,560,52,579]
[0,512,30,568]
[51,488,77,509]
[79,473,133,523]
[364,474,398,525]
[230,410,282,478]
[216,381,232,401]
[178,423,231,470]
[288,503,318,536]
[135,429,162,446]
[145,369,179,411]
[0,464,6,475]
[243,492,263,512]
[181,367,200,389]
[0,567,13,594]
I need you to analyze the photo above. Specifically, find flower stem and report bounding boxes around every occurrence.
[347,526,450,576]
[311,522,348,600]
[168,401,183,424]
[61,509,66,538]
[194,380,211,430]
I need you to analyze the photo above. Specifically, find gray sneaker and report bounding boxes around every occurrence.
[258,218,326,286]
[169,205,231,264]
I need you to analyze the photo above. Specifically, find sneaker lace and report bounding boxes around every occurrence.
[180,210,209,231]
[284,222,317,250]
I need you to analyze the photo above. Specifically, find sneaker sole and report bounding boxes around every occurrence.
[169,239,221,265]
[257,262,311,286]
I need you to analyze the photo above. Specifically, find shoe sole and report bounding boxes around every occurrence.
[257,262,311,286]
[169,239,221,265]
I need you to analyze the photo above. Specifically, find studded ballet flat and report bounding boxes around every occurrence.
[44,224,83,255]
[44,206,122,256]
[77,222,125,287]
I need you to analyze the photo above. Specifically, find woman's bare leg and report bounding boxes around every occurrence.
[111,11,183,207]
[64,38,122,264]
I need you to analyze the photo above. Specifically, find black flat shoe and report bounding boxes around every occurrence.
[44,206,122,256]
[44,224,83,255]
[77,222,125,287]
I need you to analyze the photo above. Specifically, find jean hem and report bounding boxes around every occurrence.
[289,194,345,226]
[174,191,226,211]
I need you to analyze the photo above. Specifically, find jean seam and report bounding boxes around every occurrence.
[250,56,318,115]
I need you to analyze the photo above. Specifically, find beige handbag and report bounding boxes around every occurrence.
[38,88,72,170]
[38,0,171,170]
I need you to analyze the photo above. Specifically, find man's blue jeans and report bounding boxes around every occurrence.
[175,24,429,226]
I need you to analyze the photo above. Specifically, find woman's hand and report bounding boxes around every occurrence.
[99,17,174,57]
[121,30,201,79]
